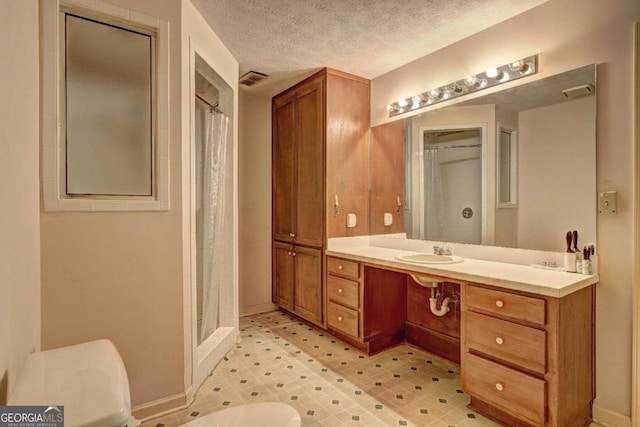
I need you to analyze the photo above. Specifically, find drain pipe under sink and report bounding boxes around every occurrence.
[410,274,452,317]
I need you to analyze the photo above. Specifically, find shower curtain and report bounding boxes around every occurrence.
[424,148,445,240]
[200,111,229,343]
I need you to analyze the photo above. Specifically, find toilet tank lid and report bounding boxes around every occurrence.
[9,339,132,427]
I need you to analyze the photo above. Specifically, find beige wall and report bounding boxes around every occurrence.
[518,97,596,252]
[40,0,185,407]
[0,0,41,404]
[371,0,640,418]
[238,91,274,313]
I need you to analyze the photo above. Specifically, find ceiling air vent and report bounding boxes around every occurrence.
[562,84,595,99]
[239,71,268,87]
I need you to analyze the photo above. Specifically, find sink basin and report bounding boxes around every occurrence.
[395,253,464,264]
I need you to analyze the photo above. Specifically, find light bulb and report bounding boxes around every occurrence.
[485,67,499,78]
[464,76,478,87]
[509,60,524,71]
[411,96,421,109]
[397,98,408,107]
[429,88,440,98]
[499,72,510,83]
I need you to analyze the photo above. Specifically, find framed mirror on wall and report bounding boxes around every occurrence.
[370,64,597,253]
[40,0,169,211]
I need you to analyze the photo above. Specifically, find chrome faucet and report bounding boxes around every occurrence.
[433,245,452,256]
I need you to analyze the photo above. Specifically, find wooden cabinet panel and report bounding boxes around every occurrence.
[272,242,293,311]
[466,311,546,374]
[325,71,370,238]
[295,80,324,247]
[327,257,359,279]
[328,301,359,338]
[464,353,546,426]
[370,120,406,235]
[272,98,296,242]
[466,285,546,326]
[327,275,359,309]
[293,246,322,325]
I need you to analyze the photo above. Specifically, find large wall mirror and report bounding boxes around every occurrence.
[370,64,597,253]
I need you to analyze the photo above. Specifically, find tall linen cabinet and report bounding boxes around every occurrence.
[272,68,370,327]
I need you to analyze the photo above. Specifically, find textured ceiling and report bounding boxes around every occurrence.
[191,0,548,96]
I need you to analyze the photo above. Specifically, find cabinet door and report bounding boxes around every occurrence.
[295,79,324,247]
[293,246,322,325]
[272,241,294,311]
[273,97,296,242]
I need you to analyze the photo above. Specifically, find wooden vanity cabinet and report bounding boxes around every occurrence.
[272,68,370,327]
[325,258,406,354]
[461,283,595,427]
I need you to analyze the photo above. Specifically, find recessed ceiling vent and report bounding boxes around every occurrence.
[562,84,595,98]
[239,71,268,87]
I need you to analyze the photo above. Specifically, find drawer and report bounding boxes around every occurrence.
[327,257,360,280]
[328,275,359,309]
[465,311,546,374]
[464,353,546,425]
[327,302,359,338]
[466,285,546,326]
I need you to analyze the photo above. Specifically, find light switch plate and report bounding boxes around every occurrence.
[384,213,393,226]
[346,213,357,228]
[598,191,617,215]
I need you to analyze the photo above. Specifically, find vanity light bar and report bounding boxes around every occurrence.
[387,55,538,117]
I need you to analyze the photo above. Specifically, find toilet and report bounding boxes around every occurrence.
[9,340,138,427]
[180,402,301,427]
[9,340,300,427]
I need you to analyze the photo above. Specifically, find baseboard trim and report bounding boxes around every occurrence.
[240,302,278,317]
[593,404,631,427]
[132,392,188,422]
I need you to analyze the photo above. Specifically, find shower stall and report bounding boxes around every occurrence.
[190,48,237,393]
[419,127,484,244]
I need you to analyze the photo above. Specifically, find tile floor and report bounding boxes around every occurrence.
[142,310,599,427]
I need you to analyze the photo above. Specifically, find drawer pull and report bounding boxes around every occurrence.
[338,288,343,294]
[495,383,504,391]
[495,300,504,308]
[496,337,504,345]
[338,264,344,270]
[337,316,343,322]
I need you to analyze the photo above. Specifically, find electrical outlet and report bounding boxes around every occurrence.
[598,191,617,215]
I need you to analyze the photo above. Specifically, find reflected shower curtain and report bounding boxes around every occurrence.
[200,111,230,343]
[424,148,445,240]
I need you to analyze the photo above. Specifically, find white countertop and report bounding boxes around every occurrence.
[325,246,598,298]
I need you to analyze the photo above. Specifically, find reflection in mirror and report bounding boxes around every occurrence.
[370,65,596,252]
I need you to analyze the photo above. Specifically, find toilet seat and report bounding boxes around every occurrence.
[180,402,300,427]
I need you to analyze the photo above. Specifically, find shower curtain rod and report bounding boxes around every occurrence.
[196,93,224,114]
[424,143,481,150]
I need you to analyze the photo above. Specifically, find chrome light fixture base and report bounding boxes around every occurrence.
[388,55,538,117]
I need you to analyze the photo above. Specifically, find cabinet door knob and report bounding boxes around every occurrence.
[288,251,292,256]
[496,337,504,345]
[292,252,296,257]
[495,300,504,308]
[338,288,343,294]
[337,316,343,322]
[338,265,344,270]
[289,232,296,238]
[495,383,504,391]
